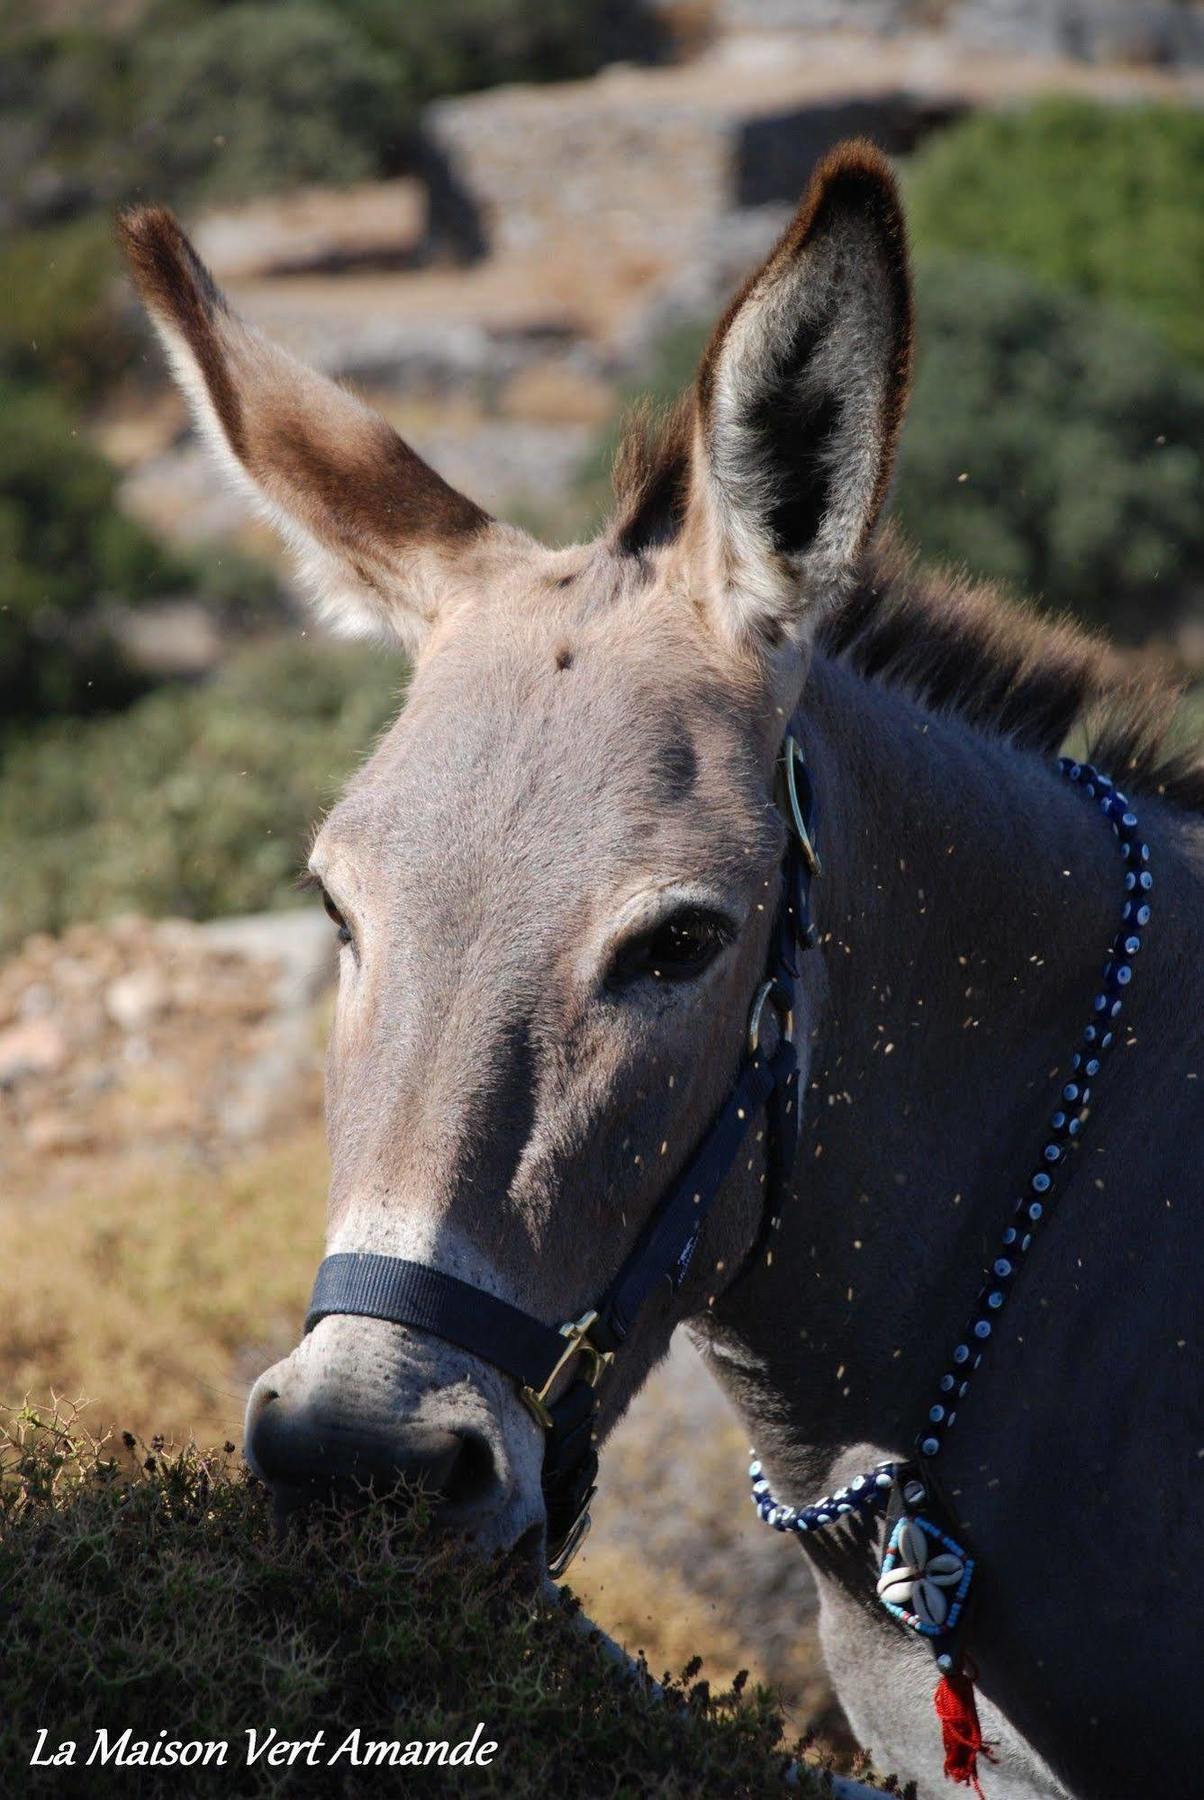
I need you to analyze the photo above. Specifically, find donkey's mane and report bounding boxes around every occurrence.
[614,403,1204,816]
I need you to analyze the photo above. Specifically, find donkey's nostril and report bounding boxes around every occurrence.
[245,1381,499,1519]
[441,1430,498,1512]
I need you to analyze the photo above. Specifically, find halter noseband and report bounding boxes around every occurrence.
[303,735,820,1575]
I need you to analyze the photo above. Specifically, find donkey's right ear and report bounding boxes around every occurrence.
[685,142,912,651]
[118,206,500,653]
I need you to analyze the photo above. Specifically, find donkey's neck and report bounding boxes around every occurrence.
[701,651,1122,1501]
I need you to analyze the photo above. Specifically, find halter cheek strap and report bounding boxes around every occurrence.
[302,734,820,1575]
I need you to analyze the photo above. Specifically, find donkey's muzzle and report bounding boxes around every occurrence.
[244,1375,499,1520]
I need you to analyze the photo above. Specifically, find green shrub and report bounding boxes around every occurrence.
[0,1,663,223]
[0,380,176,729]
[0,1407,816,1798]
[130,4,404,205]
[0,639,404,951]
[329,0,665,110]
[906,100,1204,365]
[0,217,136,403]
[893,256,1204,638]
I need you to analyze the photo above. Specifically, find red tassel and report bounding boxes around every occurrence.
[934,1662,996,1798]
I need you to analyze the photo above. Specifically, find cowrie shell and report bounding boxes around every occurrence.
[897,1522,928,1570]
[924,1552,964,1587]
[878,1569,914,1612]
[876,1566,919,1602]
[912,1578,949,1628]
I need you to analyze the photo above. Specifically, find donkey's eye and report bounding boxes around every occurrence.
[320,888,352,947]
[610,908,734,987]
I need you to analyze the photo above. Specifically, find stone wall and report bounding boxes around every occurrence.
[953,1,1204,64]
[423,65,957,282]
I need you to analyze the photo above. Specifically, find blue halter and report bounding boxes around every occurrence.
[304,735,821,1575]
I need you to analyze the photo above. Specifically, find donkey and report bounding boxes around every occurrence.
[120,143,1203,1798]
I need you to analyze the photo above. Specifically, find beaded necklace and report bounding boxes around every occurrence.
[747,756,1152,1792]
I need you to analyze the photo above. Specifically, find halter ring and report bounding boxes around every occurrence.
[781,735,822,877]
[747,977,795,1057]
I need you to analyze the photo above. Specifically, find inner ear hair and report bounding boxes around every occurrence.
[694,139,913,637]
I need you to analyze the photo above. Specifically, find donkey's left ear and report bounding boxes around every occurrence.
[690,140,912,647]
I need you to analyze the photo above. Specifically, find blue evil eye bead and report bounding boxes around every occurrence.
[994,1258,1013,1278]
[1084,1058,1100,1077]
[1051,1109,1068,1129]
[987,1290,1004,1309]
[940,1373,955,1392]
[920,1436,941,1458]
[929,1404,946,1424]
[973,1319,991,1339]
[1021,1232,1032,1252]
[1002,1227,1017,1246]
[1063,1083,1079,1103]
[1140,871,1153,891]
[1067,1116,1082,1136]
[1043,1143,1061,1163]
[1135,903,1151,925]
[1123,936,1141,956]
[953,1343,970,1364]
[1032,1171,1052,1193]
[1028,1201,1043,1221]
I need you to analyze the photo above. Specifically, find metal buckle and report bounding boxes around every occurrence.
[546,1487,595,1579]
[747,977,795,1057]
[520,1310,614,1432]
[780,735,822,878]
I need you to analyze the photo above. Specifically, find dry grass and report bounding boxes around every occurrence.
[0,1131,327,1448]
[1,1406,832,1798]
[0,1125,836,1744]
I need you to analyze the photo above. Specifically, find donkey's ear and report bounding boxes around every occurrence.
[118,206,497,652]
[689,141,912,647]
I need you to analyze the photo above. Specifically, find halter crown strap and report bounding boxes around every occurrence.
[302,732,819,1573]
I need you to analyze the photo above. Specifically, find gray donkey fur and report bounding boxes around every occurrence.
[121,142,1203,1797]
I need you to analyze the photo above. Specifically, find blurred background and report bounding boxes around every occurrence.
[2,0,1201,1750]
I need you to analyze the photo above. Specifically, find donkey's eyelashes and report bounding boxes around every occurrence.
[319,885,354,948]
[606,907,735,990]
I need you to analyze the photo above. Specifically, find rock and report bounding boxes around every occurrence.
[191,180,428,283]
[105,968,169,1034]
[952,1,1204,68]
[24,1110,96,1155]
[111,600,227,679]
[0,1019,66,1087]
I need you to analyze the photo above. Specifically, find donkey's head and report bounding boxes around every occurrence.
[121,142,911,1562]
